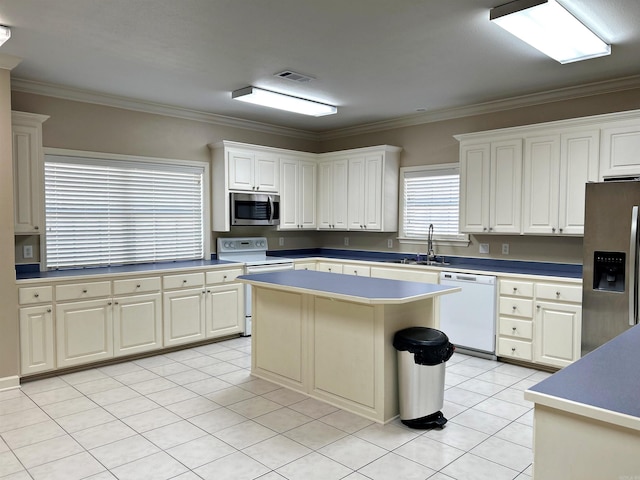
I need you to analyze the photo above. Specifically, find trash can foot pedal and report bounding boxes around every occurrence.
[401,411,447,429]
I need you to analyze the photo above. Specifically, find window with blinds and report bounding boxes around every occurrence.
[44,155,204,269]
[400,164,466,242]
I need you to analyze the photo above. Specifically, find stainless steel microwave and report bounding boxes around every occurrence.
[230,192,280,226]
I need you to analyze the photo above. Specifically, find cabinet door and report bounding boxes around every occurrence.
[254,154,279,192]
[56,299,113,368]
[459,143,491,233]
[228,151,254,191]
[206,283,243,338]
[113,293,162,357]
[163,288,206,347]
[599,121,640,179]
[534,301,582,368]
[523,135,560,234]
[347,156,365,230]
[362,154,383,230]
[317,161,334,230]
[332,159,349,230]
[12,123,44,234]
[490,139,523,233]
[20,305,55,375]
[279,158,299,230]
[298,160,317,229]
[559,131,599,235]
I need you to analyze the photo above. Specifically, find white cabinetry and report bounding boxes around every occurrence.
[317,158,348,230]
[163,272,206,347]
[280,156,317,230]
[497,279,534,362]
[459,139,522,234]
[523,131,599,235]
[534,282,582,368]
[319,145,401,232]
[12,111,49,234]
[599,119,640,178]
[112,277,162,357]
[19,285,54,375]
[205,268,244,338]
[227,150,279,192]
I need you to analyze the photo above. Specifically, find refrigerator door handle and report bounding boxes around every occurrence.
[630,206,639,326]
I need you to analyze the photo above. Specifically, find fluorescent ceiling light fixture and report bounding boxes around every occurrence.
[490,0,611,64]
[232,86,337,117]
[0,25,11,47]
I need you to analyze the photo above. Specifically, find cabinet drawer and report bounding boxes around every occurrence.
[498,337,532,361]
[206,268,243,285]
[499,297,534,318]
[343,265,371,277]
[56,281,112,301]
[113,277,161,295]
[19,285,53,305]
[499,317,533,340]
[163,272,205,290]
[295,262,316,271]
[316,262,343,274]
[536,283,582,303]
[499,280,534,298]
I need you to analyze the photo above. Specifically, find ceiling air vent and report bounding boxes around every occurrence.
[274,70,315,83]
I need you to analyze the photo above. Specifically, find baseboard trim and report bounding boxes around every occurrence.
[0,375,20,391]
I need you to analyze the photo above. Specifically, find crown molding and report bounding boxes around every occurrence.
[0,53,22,71]
[317,74,640,141]
[10,77,319,141]
[11,74,640,143]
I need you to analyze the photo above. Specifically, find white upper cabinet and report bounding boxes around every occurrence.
[280,156,317,230]
[317,158,348,230]
[599,119,640,179]
[459,139,522,234]
[227,150,279,192]
[12,111,49,234]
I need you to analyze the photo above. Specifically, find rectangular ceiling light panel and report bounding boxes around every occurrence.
[490,0,611,64]
[232,86,337,117]
[0,26,11,47]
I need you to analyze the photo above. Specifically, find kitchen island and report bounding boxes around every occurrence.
[525,325,640,479]
[238,269,460,423]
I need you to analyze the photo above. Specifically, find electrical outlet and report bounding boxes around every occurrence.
[344,236,349,246]
[278,237,284,247]
[23,245,34,259]
[502,243,510,255]
[479,243,489,254]
[387,239,393,248]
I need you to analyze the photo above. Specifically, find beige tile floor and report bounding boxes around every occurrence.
[0,336,548,479]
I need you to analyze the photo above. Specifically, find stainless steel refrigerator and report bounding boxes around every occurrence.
[582,180,640,356]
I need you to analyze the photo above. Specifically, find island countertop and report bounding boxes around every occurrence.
[238,269,460,305]
[525,324,640,431]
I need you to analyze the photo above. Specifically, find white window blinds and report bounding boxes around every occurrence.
[45,155,204,269]
[401,165,462,240]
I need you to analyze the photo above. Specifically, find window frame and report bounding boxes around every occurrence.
[398,163,470,247]
[42,148,211,269]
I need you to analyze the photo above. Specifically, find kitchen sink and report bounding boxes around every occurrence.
[387,258,449,267]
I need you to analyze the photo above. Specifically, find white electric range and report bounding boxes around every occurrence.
[216,237,294,335]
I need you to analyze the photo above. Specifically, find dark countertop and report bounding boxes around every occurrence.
[238,269,460,305]
[526,324,640,425]
[271,248,582,279]
[16,259,242,281]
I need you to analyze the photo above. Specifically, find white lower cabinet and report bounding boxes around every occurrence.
[163,287,206,347]
[113,293,162,357]
[56,299,113,368]
[19,304,55,375]
[316,262,344,274]
[205,283,244,338]
[497,277,582,368]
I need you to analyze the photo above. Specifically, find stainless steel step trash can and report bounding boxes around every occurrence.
[393,327,455,429]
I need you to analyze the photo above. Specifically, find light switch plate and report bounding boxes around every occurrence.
[278,237,284,247]
[479,243,489,254]
[502,243,509,255]
[23,245,34,259]
[387,239,393,248]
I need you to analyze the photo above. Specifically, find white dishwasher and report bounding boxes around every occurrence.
[439,271,497,357]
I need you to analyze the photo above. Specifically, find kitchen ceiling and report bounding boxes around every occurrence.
[1,0,639,135]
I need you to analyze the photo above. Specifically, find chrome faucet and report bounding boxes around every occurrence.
[427,223,435,261]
